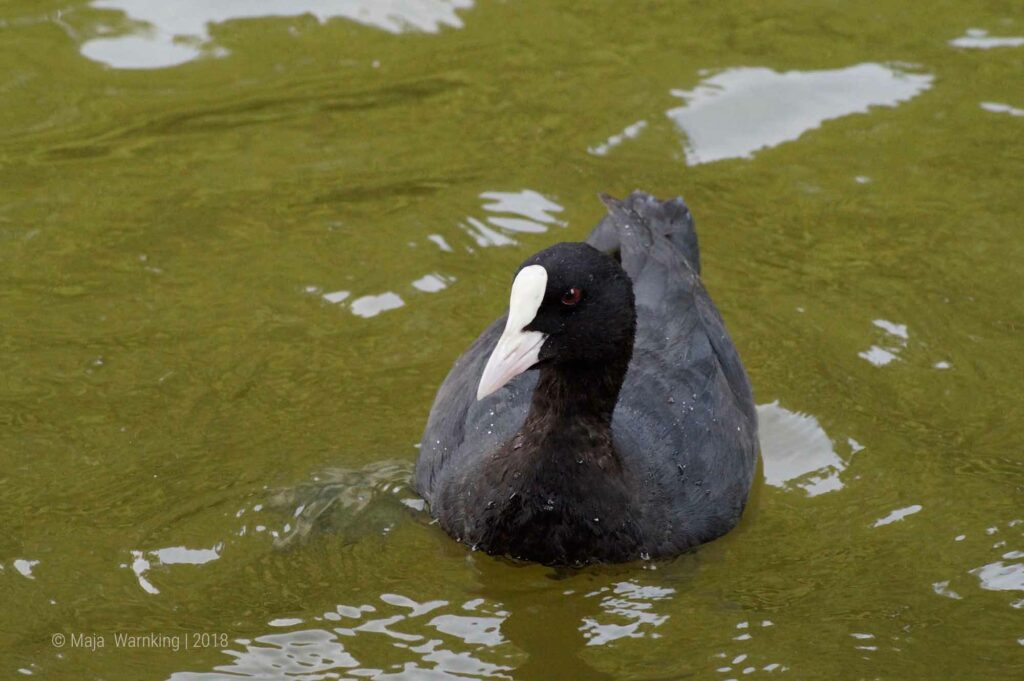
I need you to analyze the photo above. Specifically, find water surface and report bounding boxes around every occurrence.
[1,1,1022,679]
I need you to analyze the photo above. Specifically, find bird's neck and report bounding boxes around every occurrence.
[478,352,642,564]
[524,357,629,432]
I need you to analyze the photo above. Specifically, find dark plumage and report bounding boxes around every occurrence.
[414,191,758,565]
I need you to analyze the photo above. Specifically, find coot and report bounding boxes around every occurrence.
[414,191,757,565]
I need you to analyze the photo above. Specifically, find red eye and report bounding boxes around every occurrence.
[561,287,582,306]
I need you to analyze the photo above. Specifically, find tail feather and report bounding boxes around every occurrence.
[586,190,701,275]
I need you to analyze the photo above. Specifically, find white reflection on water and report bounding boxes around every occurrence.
[971,561,1024,594]
[480,191,565,229]
[153,546,220,565]
[268,617,304,627]
[169,594,513,680]
[932,518,1024,611]
[321,275,451,316]
[12,558,39,579]
[710,620,788,676]
[460,190,566,248]
[122,545,221,595]
[580,581,673,646]
[981,101,1024,117]
[871,319,907,340]
[322,289,351,304]
[757,401,854,496]
[859,346,899,367]
[932,580,963,600]
[462,216,517,247]
[873,504,923,527]
[949,28,1024,49]
[350,291,405,318]
[588,120,648,156]
[172,628,359,679]
[80,0,475,69]
[429,613,505,646]
[427,234,454,252]
[859,318,909,367]
[412,273,452,293]
[666,63,932,164]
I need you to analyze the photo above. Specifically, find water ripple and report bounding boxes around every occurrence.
[949,28,1024,49]
[80,0,475,69]
[666,63,932,164]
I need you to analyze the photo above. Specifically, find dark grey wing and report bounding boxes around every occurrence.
[414,315,536,502]
[595,193,758,555]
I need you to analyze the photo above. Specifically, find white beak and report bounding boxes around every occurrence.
[477,264,549,400]
[477,328,546,400]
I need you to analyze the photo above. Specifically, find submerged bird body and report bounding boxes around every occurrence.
[415,192,757,565]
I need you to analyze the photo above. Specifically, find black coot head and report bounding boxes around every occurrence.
[477,242,636,400]
[522,243,635,364]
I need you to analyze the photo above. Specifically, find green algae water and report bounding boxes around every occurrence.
[2,1,1023,678]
